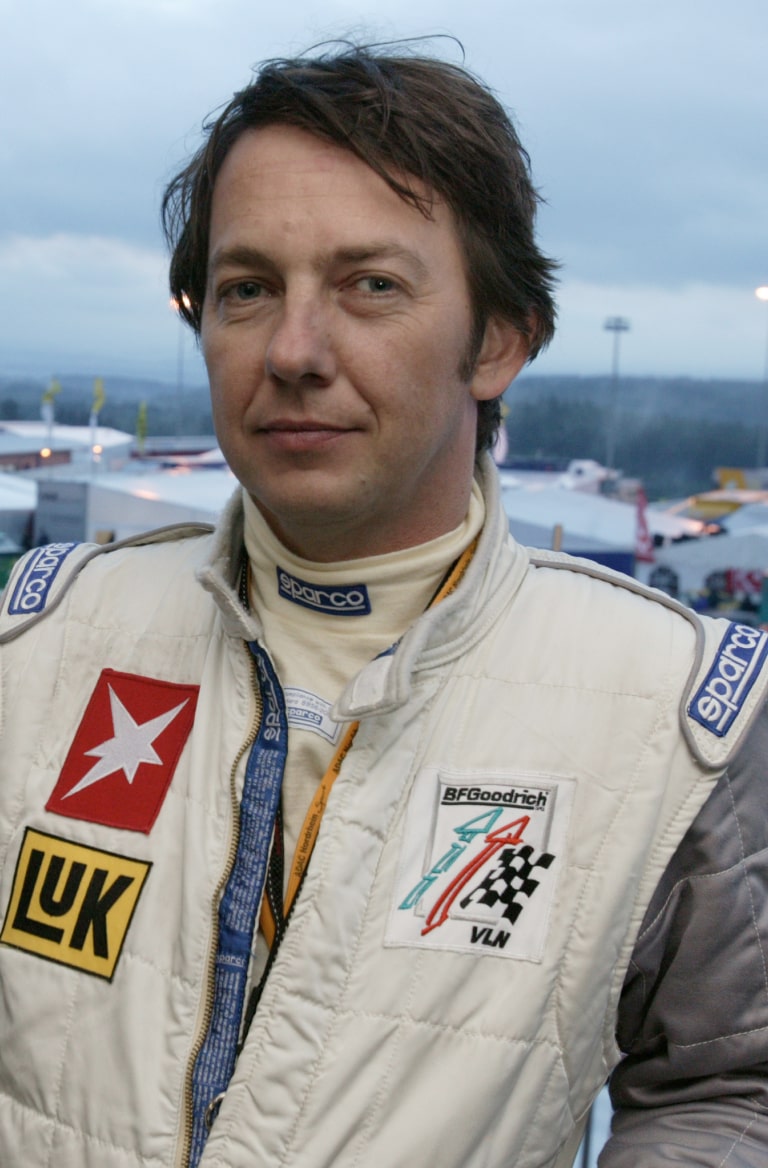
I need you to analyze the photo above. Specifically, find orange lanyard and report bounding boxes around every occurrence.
[259,535,478,949]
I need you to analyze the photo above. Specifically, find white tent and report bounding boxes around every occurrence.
[0,421,132,469]
[635,529,768,596]
[86,467,238,541]
[501,485,699,554]
[0,472,37,543]
[720,503,768,533]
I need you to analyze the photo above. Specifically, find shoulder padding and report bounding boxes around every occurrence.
[528,548,768,770]
[0,522,214,645]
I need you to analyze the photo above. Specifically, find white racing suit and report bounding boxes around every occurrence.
[0,460,767,1168]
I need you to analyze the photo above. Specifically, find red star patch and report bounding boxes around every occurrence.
[46,669,199,833]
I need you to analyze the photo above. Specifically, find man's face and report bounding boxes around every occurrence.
[201,124,524,561]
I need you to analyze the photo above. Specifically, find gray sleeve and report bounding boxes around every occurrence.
[599,701,768,1167]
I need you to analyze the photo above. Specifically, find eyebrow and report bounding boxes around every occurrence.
[208,245,274,277]
[208,241,431,281]
[330,244,430,280]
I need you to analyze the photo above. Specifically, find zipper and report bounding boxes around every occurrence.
[238,832,309,1046]
[176,645,263,1168]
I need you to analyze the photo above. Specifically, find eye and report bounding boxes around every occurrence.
[232,280,266,300]
[357,275,397,294]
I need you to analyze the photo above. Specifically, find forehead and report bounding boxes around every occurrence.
[216,124,386,195]
[207,124,463,260]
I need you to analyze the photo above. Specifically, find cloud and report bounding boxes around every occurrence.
[536,278,768,380]
[0,0,765,378]
[0,232,204,380]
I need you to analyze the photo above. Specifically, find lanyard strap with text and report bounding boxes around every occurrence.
[189,640,288,1166]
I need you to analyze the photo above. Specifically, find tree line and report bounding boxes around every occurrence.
[1,372,764,501]
[504,375,765,499]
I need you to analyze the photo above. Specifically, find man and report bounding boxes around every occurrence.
[1,46,767,1168]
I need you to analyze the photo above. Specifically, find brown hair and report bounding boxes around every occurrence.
[162,45,558,453]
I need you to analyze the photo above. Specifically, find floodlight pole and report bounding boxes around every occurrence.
[170,294,192,434]
[603,316,631,469]
[755,287,768,469]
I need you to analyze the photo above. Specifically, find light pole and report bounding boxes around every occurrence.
[170,294,192,431]
[603,316,631,469]
[756,287,768,469]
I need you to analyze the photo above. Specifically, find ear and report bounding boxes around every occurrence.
[470,317,531,402]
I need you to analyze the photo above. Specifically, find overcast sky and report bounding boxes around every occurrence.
[1,0,766,388]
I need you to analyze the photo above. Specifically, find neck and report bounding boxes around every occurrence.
[254,488,477,563]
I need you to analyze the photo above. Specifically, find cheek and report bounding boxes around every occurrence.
[201,313,259,368]
[409,318,469,384]
[201,323,232,376]
[204,352,246,433]
[203,331,258,410]
[352,325,453,396]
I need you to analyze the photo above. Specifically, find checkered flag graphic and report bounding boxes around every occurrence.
[460,845,555,925]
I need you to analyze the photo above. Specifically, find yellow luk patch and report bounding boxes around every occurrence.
[0,828,151,980]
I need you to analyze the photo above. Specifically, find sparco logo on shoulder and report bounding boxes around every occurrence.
[8,542,78,615]
[689,622,768,737]
[276,567,371,617]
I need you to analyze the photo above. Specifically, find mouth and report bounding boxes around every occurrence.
[261,419,347,432]
[257,420,354,453]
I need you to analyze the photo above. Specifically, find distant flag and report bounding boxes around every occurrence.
[635,487,655,563]
[136,401,148,455]
[41,378,61,426]
[91,377,106,416]
[41,378,61,406]
[89,377,106,465]
[40,378,61,434]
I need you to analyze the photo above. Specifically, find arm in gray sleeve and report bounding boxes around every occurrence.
[599,700,768,1167]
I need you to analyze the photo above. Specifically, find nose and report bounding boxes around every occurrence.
[265,292,336,387]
